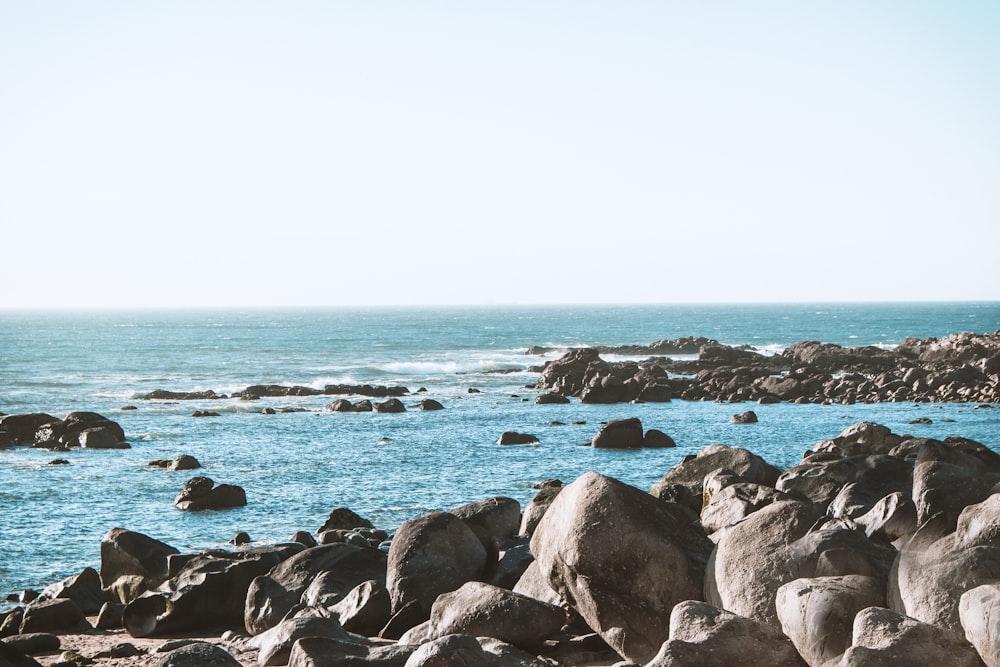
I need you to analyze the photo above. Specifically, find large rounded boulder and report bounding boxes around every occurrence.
[530,472,713,664]
[385,512,487,621]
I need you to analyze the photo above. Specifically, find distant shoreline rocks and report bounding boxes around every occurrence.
[532,330,1000,405]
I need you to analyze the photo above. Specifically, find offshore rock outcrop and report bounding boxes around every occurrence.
[532,330,1000,404]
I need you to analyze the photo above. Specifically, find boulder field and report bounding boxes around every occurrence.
[2,420,998,666]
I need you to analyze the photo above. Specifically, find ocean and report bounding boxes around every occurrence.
[1,302,999,600]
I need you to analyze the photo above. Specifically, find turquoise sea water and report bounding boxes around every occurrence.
[1,302,999,599]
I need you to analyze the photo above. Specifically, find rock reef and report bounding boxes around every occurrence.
[532,330,1000,404]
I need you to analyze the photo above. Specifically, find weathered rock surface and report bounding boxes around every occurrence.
[892,493,1000,633]
[645,600,803,667]
[399,582,565,650]
[530,472,713,663]
[245,544,387,636]
[123,544,303,637]
[100,528,180,603]
[775,575,885,666]
[386,512,487,624]
[842,606,984,666]
[959,584,1000,667]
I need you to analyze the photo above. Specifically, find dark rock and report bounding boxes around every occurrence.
[37,567,105,615]
[95,602,125,630]
[643,429,676,448]
[123,544,303,638]
[0,640,43,667]
[290,531,318,548]
[324,399,354,413]
[731,410,758,424]
[318,508,375,533]
[449,497,521,552]
[173,477,247,511]
[590,417,644,449]
[534,392,570,404]
[151,642,242,667]
[2,634,60,656]
[373,399,405,413]
[0,413,59,444]
[141,390,223,400]
[19,599,89,634]
[245,544,387,636]
[417,399,444,411]
[404,634,550,667]
[497,432,539,445]
[100,528,179,603]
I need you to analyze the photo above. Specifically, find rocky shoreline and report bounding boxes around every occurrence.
[1,330,999,666]
[1,415,999,666]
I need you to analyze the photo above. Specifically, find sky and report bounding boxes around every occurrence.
[1,1,998,309]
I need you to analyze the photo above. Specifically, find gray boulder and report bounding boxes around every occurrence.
[36,567,105,615]
[386,512,487,621]
[841,606,983,666]
[959,584,1000,667]
[652,444,781,498]
[644,600,803,667]
[449,497,521,552]
[891,493,1000,633]
[151,642,243,667]
[530,472,713,663]
[249,615,360,666]
[775,575,885,666]
[700,482,794,535]
[518,483,562,538]
[19,599,89,634]
[706,501,894,628]
[403,634,551,667]
[399,582,565,651]
[327,580,392,638]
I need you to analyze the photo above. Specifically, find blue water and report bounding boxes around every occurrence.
[1,302,999,600]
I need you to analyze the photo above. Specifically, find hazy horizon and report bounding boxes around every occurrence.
[3,2,998,309]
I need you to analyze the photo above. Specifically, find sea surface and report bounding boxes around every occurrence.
[2,302,999,601]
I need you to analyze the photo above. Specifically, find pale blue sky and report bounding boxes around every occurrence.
[2,2,998,308]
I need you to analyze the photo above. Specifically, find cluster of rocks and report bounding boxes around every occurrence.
[325,398,444,413]
[140,384,410,402]
[0,412,127,451]
[3,420,998,666]
[531,330,1000,405]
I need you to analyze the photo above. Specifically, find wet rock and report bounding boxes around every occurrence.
[173,477,247,511]
[730,410,758,424]
[497,432,539,445]
[590,417,644,449]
